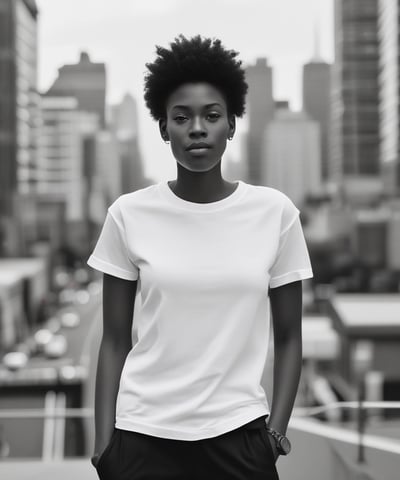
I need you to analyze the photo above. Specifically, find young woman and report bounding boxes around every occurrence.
[87,35,313,480]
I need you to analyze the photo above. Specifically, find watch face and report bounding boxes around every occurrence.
[279,436,291,455]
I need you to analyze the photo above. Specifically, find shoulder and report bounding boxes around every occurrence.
[242,183,300,233]
[108,183,160,216]
[243,183,297,211]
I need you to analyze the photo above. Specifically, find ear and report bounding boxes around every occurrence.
[228,115,236,139]
[159,118,169,142]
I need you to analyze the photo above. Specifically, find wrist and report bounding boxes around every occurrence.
[264,423,292,456]
[91,453,100,467]
[265,417,287,436]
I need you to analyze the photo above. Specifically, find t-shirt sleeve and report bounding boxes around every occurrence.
[86,200,139,281]
[269,195,313,289]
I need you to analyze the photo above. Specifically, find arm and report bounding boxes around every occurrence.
[266,280,303,457]
[93,273,137,461]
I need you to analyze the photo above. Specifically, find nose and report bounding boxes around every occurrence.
[189,116,207,138]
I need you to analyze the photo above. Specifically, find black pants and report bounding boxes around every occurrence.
[95,414,279,479]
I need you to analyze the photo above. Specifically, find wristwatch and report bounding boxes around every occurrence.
[264,425,291,455]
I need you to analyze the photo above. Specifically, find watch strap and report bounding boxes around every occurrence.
[265,426,290,455]
[265,426,285,441]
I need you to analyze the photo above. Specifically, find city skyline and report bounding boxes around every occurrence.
[36,0,334,181]
[2,2,400,476]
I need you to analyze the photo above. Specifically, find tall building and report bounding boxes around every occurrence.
[110,93,145,193]
[38,95,99,222]
[37,95,99,258]
[378,0,400,196]
[46,51,106,127]
[303,58,331,181]
[387,200,400,269]
[0,0,39,221]
[263,108,321,206]
[43,53,107,257]
[331,0,381,189]
[352,209,388,269]
[245,58,275,185]
[93,130,121,213]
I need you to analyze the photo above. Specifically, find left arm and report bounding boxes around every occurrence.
[267,279,303,458]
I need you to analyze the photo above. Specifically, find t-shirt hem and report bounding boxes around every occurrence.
[87,254,139,280]
[269,268,313,289]
[115,403,269,440]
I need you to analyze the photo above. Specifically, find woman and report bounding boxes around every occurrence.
[87,35,313,480]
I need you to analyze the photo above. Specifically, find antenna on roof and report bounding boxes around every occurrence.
[311,15,323,62]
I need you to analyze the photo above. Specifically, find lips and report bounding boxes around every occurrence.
[186,142,211,151]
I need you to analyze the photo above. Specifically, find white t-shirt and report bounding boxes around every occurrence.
[87,179,313,440]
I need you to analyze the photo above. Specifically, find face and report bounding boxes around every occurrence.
[159,82,235,172]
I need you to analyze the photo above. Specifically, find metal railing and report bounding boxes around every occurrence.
[1,397,400,463]
[0,390,93,461]
[294,401,400,417]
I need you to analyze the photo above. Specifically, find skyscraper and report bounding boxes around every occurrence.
[263,108,321,206]
[38,95,99,222]
[37,93,100,258]
[46,51,106,127]
[245,58,275,185]
[0,0,39,218]
[378,0,400,196]
[303,57,331,181]
[331,0,380,186]
[110,93,146,194]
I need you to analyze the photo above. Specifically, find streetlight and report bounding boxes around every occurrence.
[352,340,373,464]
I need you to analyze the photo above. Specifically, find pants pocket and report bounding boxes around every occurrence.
[96,428,120,474]
[258,426,276,462]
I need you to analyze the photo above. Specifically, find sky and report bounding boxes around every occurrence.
[36,0,334,182]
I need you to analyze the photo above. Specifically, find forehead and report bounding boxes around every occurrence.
[166,82,227,111]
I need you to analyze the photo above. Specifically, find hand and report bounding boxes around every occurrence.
[266,433,280,463]
[91,453,100,468]
[92,430,116,469]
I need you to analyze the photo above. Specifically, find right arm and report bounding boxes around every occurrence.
[93,273,138,460]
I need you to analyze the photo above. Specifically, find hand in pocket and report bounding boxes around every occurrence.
[94,429,119,472]
[266,432,280,463]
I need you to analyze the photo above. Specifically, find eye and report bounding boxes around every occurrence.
[173,114,188,124]
[207,112,221,122]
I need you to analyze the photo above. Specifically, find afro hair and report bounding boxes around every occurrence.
[144,35,248,121]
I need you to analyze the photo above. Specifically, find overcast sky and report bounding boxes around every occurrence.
[36,0,334,183]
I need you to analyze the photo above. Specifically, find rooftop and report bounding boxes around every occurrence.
[331,294,400,334]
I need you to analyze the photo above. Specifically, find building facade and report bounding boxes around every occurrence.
[303,60,331,181]
[387,200,400,269]
[378,0,400,196]
[0,0,39,219]
[38,95,99,258]
[46,51,106,128]
[38,95,99,219]
[245,58,275,186]
[331,0,381,187]
[263,108,321,206]
[110,93,146,194]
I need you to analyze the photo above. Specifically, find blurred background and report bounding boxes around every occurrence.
[1,0,400,478]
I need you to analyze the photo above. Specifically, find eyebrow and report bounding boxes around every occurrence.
[171,103,223,110]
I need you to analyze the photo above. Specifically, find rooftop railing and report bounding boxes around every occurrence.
[1,397,400,479]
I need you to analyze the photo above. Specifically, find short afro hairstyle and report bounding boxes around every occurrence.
[144,34,248,121]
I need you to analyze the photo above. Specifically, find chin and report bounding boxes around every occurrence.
[177,160,217,172]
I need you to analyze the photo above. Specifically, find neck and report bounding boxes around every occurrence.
[169,164,235,203]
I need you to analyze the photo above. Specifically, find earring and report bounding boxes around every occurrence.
[164,139,170,144]
[228,135,233,141]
